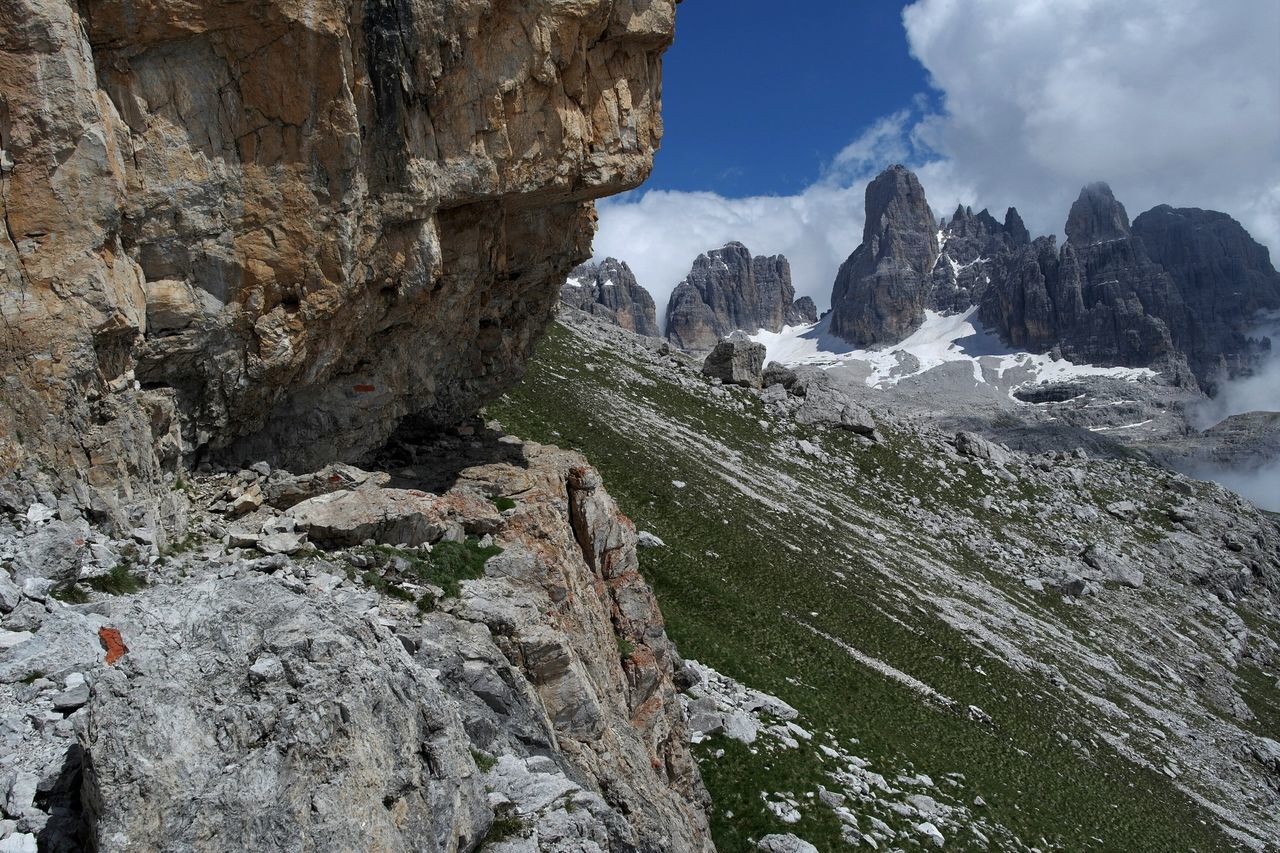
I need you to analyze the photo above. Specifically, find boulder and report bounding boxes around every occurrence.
[794,375,877,436]
[263,463,391,510]
[762,361,798,389]
[757,834,820,853]
[1083,543,1145,588]
[286,489,448,547]
[9,520,90,586]
[702,340,767,389]
[954,432,1012,466]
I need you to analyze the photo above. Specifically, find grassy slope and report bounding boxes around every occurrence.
[489,321,1235,851]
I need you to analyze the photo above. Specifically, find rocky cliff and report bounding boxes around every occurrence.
[0,2,717,850]
[0,0,675,522]
[1132,205,1280,386]
[1,430,713,851]
[828,166,1280,387]
[665,242,817,352]
[560,258,660,337]
[828,165,940,346]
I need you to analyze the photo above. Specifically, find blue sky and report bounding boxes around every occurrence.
[597,0,1280,314]
[650,1,929,197]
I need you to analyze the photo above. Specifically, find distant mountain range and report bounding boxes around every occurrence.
[564,166,1280,393]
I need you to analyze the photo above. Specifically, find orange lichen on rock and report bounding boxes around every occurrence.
[99,626,128,664]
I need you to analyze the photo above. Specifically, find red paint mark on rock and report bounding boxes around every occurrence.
[98,627,128,664]
[353,384,376,393]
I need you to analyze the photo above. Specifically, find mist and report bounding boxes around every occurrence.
[1182,315,1280,511]
[1185,458,1280,513]
[1191,316,1280,429]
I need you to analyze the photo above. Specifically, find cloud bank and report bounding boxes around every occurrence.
[595,0,1280,327]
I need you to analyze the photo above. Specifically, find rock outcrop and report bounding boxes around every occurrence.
[980,183,1190,378]
[828,165,939,346]
[1132,205,1280,385]
[702,338,766,388]
[666,242,815,352]
[827,166,1280,388]
[561,258,660,337]
[0,431,713,851]
[0,0,676,520]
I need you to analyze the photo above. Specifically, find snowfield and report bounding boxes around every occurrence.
[750,308,1158,390]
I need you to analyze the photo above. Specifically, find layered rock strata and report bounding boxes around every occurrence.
[827,166,1280,387]
[560,258,660,337]
[0,0,675,521]
[828,165,940,345]
[666,242,817,352]
[0,431,713,851]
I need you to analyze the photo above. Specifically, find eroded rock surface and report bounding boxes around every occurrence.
[0,432,712,851]
[560,258,660,337]
[0,0,675,519]
[666,242,815,352]
[825,166,1280,390]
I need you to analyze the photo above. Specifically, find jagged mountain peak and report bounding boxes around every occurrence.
[1066,180,1132,245]
[862,164,939,253]
[560,258,660,337]
[665,243,816,352]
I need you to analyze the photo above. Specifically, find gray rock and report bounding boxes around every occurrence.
[762,361,798,389]
[793,374,877,436]
[9,520,89,585]
[0,572,20,613]
[50,682,90,712]
[667,242,812,352]
[757,833,820,853]
[702,340,767,389]
[287,489,447,547]
[262,463,392,510]
[954,431,1012,466]
[0,832,37,853]
[256,531,305,555]
[20,579,53,603]
[637,531,666,548]
[560,258,660,337]
[1083,543,1145,588]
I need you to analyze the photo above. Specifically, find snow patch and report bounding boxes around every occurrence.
[750,309,1159,390]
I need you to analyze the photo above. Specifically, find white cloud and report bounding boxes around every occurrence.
[593,115,975,324]
[595,0,1280,328]
[902,0,1280,250]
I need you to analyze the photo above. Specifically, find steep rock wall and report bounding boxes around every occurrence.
[0,0,674,513]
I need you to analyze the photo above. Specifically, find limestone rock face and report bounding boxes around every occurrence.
[666,242,814,352]
[0,0,675,514]
[1131,205,1280,385]
[560,258,660,337]
[829,165,940,346]
[981,184,1196,383]
[825,167,1280,388]
[2,438,713,851]
[701,339,766,388]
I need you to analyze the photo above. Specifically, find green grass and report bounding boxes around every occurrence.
[488,320,1237,852]
[490,495,517,512]
[356,538,503,604]
[52,583,90,604]
[1236,662,1280,738]
[471,748,498,773]
[481,807,525,844]
[84,563,146,595]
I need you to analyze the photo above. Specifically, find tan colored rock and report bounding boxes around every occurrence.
[0,0,675,513]
[287,485,499,546]
[453,442,713,850]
